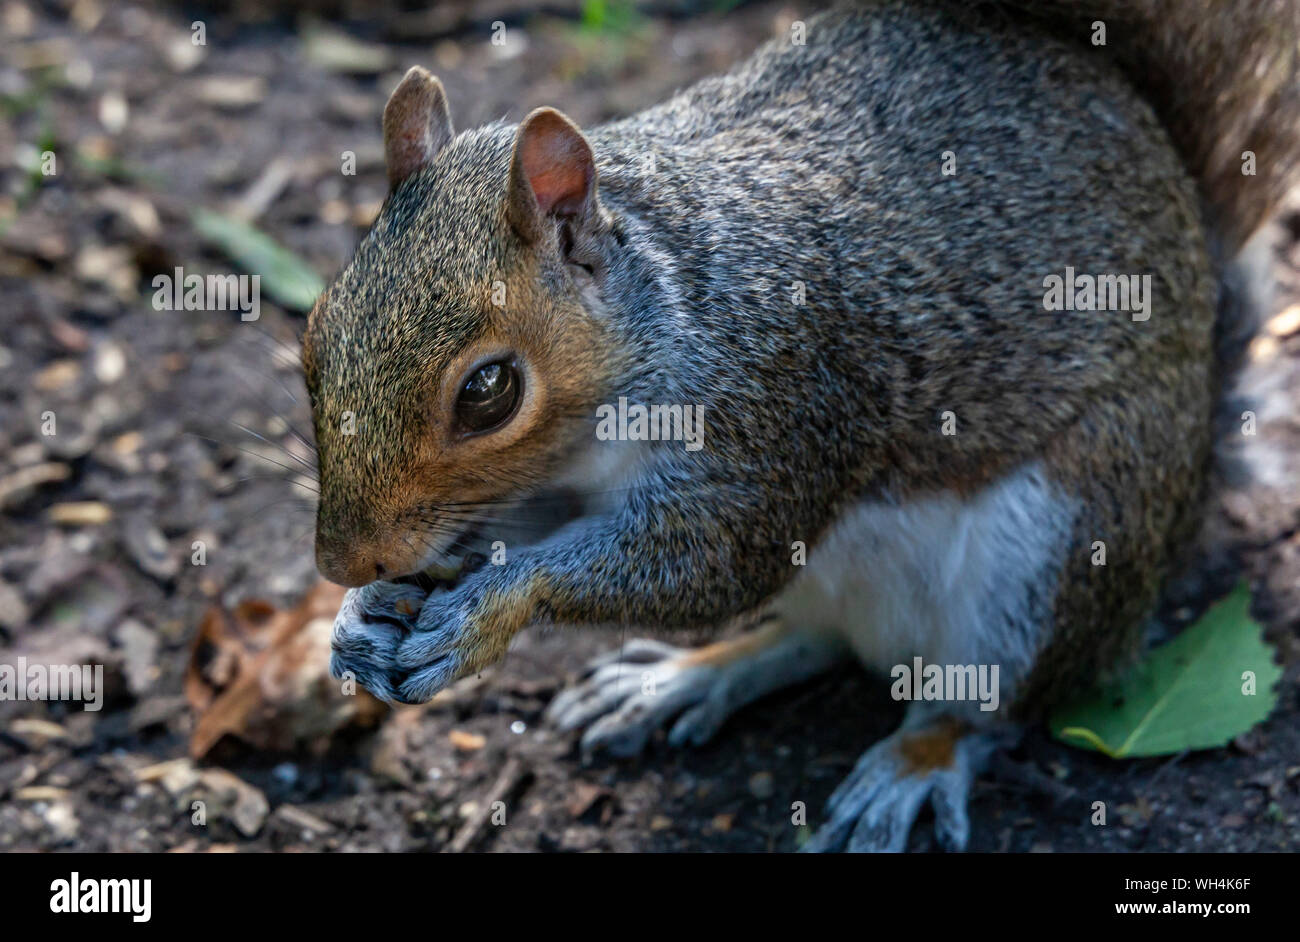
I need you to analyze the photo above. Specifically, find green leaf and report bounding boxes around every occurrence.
[191,209,325,312]
[1049,584,1281,758]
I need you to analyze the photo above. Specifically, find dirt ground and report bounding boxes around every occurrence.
[2,0,1299,853]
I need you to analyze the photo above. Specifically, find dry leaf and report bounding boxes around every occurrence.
[185,581,386,757]
[565,781,611,820]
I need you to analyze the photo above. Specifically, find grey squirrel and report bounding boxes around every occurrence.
[303,1,1300,851]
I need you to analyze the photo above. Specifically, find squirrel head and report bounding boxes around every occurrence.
[304,67,623,587]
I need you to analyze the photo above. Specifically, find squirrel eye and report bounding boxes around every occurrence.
[455,360,521,434]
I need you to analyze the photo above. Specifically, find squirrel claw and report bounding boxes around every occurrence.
[546,625,843,759]
[329,581,429,702]
[801,716,1002,853]
[546,647,724,758]
[395,655,461,703]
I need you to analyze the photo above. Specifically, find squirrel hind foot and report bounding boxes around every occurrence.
[801,711,1011,853]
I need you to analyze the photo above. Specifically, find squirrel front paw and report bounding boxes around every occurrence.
[389,587,478,702]
[329,581,429,702]
[329,580,473,703]
[331,569,541,704]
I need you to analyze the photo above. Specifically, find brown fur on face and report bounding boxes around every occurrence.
[303,124,619,586]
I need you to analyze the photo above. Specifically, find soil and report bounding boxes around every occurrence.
[1,0,1299,853]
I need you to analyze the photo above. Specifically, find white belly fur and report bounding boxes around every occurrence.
[773,461,1079,695]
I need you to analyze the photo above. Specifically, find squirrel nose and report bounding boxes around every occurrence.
[316,542,388,588]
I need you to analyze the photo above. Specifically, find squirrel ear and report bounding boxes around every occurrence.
[507,107,597,241]
[383,66,454,187]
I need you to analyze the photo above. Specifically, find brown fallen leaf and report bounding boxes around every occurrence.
[185,581,386,758]
[565,781,612,820]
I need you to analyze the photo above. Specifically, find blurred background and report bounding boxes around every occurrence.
[1,0,1298,852]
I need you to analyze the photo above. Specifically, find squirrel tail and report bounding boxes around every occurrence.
[1011,0,1300,257]
[998,2,1299,609]
[970,1,1299,613]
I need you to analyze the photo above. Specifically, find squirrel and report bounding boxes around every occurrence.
[303,0,1300,851]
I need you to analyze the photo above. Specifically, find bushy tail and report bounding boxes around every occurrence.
[1011,0,1300,256]
[997,2,1300,613]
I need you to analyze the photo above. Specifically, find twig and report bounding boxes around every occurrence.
[446,758,532,853]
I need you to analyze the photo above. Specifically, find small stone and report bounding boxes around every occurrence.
[122,515,178,582]
[114,619,159,696]
[302,23,393,74]
[1266,304,1300,337]
[352,200,382,228]
[0,580,30,630]
[319,199,349,226]
[559,825,600,851]
[33,359,80,392]
[135,758,200,796]
[93,341,126,383]
[273,804,333,836]
[163,32,206,72]
[98,90,128,133]
[33,800,80,841]
[128,695,186,733]
[74,245,136,299]
[48,318,90,352]
[3,2,35,37]
[1249,334,1279,363]
[748,771,775,800]
[111,431,142,455]
[194,75,266,110]
[272,762,299,787]
[449,729,486,752]
[197,769,269,838]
